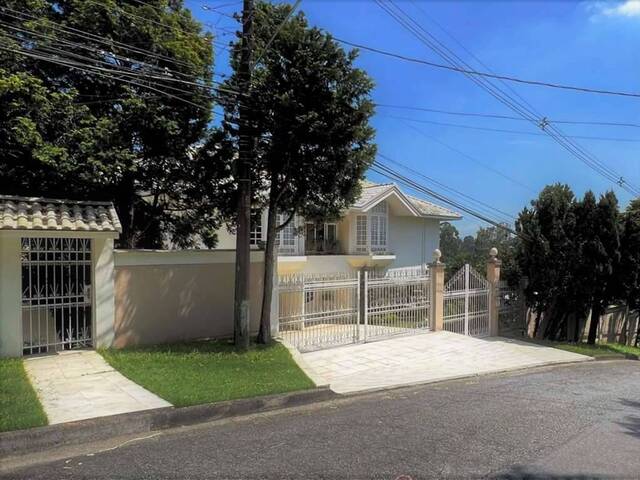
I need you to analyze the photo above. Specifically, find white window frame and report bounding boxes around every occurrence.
[353,201,388,254]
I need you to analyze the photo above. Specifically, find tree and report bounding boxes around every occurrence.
[516,184,577,339]
[217,2,376,343]
[620,199,640,346]
[0,0,218,248]
[585,191,621,345]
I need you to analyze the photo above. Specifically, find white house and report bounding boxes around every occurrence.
[216,181,462,275]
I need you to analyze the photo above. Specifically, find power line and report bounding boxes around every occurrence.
[375,103,640,129]
[252,0,301,67]
[373,0,640,197]
[334,36,640,100]
[378,153,518,223]
[395,119,536,192]
[382,114,640,143]
[372,160,520,237]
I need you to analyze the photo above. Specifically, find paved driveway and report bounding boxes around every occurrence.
[298,331,591,393]
[24,350,170,424]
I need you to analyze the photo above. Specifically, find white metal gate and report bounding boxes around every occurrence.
[278,268,430,351]
[21,237,93,355]
[278,273,360,351]
[364,269,430,342]
[443,264,490,337]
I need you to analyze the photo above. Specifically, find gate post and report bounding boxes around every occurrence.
[486,247,502,337]
[429,249,445,331]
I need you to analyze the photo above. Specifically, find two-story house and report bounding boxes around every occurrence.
[216,181,462,275]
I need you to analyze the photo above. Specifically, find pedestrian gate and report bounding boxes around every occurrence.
[278,268,430,351]
[21,237,93,355]
[443,264,490,337]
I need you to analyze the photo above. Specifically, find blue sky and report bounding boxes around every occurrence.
[189,0,640,236]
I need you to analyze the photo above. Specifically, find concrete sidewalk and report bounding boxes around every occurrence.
[299,331,592,393]
[24,351,171,424]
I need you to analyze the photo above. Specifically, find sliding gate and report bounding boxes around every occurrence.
[443,264,490,337]
[278,268,430,352]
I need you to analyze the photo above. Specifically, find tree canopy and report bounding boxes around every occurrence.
[0,0,219,248]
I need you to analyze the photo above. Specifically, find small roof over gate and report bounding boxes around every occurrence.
[0,195,122,235]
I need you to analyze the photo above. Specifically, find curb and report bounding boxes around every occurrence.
[593,353,639,361]
[0,387,336,458]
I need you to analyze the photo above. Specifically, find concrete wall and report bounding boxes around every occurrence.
[112,250,265,348]
[0,236,22,357]
[388,216,440,269]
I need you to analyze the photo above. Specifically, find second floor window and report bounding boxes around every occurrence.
[249,210,262,246]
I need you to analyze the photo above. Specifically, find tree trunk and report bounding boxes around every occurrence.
[532,310,542,338]
[258,196,278,344]
[587,302,602,345]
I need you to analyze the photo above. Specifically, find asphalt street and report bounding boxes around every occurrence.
[2,360,639,479]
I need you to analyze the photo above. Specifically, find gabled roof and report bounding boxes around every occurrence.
[351,181,461,220]
[0,195,122,234]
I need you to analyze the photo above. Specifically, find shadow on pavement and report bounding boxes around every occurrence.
[494,465,612,479]
[618,398,640,439]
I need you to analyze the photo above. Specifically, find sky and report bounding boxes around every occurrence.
[188,0,640,236]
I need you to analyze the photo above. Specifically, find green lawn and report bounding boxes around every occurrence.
[99,341,315,407]
[0,358,48,432]
[534,340,640,358]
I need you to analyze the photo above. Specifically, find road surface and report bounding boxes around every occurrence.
[2,360,639,479]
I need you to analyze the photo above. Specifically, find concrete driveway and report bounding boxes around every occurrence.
[24,350,171,424]
[297,331,592,393]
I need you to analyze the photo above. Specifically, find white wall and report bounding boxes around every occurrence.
[388,216,441,269]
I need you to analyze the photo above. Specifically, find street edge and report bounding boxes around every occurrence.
[0,387,336,458]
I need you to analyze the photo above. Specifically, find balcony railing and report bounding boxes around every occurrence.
[305,240,341,255]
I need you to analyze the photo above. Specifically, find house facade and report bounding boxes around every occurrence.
[216,182,462,275]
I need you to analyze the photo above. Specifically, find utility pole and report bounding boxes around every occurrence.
[234,0,254,350]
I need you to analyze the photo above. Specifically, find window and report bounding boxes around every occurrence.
[369,201,388,253]
[278,214,296,247]
[356,215,368,252]
[249,210,262,246]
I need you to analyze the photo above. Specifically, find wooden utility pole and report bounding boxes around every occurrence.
[234,0,254,350]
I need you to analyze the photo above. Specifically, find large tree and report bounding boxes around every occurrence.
[620,199,640,346]
[0,0,218,248]
[216,2,376,343]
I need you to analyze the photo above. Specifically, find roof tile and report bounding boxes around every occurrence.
[0,196,122,234]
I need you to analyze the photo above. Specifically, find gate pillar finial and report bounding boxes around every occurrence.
[429,252,445,332]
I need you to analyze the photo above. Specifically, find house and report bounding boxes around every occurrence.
[216,181,462,275]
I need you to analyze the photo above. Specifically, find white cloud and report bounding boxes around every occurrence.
[590,0,640,19]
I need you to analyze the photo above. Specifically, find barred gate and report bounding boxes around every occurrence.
[365,268,430,341]
[21,237,93,355]
[443,264,490,337]
[278,267,430,351]
[278,273,360,351]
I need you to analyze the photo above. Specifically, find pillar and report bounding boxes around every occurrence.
[486,247,502,337]
[0,236,23,357]
[429,249,445,331]
[93,237,116,348]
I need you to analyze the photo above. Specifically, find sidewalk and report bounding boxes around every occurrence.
[24,351,170,424]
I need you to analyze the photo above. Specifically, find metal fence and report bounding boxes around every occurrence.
[443,264,490,337]
[278,272,360,351]
[365,269,430,342]
[497,280,525,337]
[278,267,430,351]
